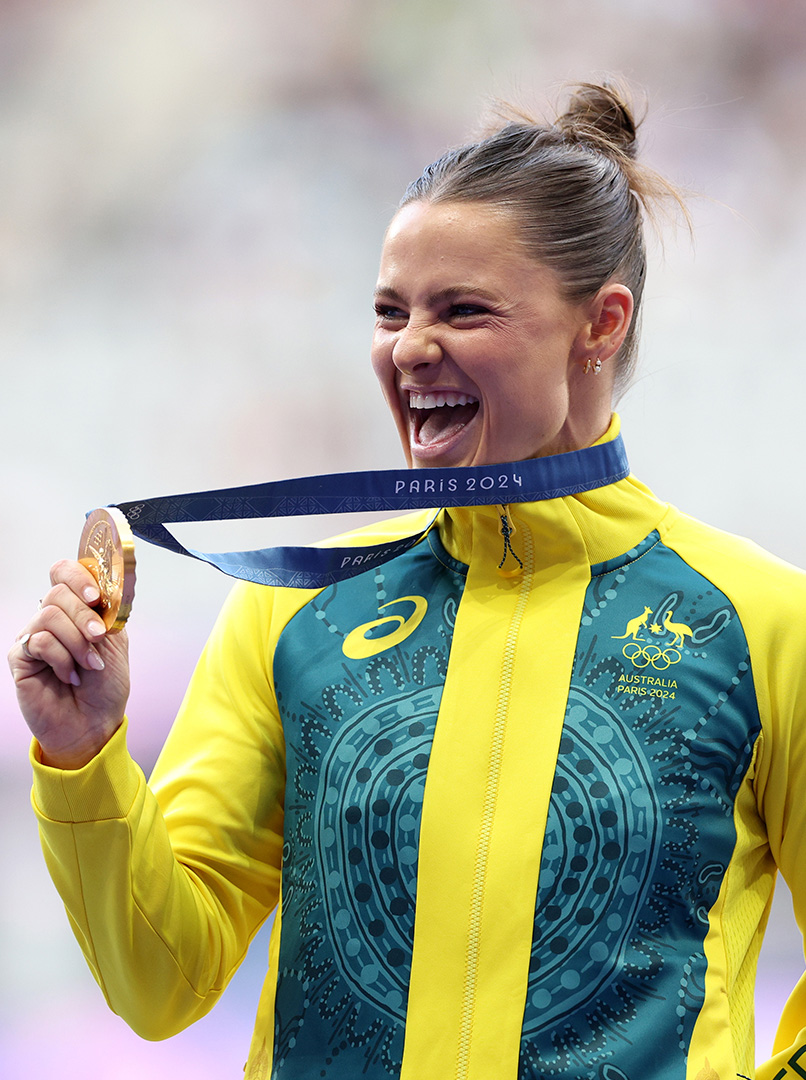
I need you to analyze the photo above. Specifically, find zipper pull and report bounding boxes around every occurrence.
[497,506,524,578]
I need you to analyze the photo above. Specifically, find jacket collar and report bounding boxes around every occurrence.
[437,416,675,573]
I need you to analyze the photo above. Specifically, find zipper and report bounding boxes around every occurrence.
[497,505,524,577]
[455,520,535,1079]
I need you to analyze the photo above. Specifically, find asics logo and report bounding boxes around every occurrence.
[342,596,428,660]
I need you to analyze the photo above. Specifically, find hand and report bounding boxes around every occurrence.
[9,560,131,769]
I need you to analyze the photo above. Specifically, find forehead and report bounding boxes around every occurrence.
[376,200,562,303]
[380,200,523,268]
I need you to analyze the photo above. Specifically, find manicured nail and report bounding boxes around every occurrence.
[70,670,82,687]
[83,586,100,603]
[87,650,105,671]
[87,620,106,638]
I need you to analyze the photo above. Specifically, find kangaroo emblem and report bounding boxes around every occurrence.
[612,606,653,640]
[663,610,694,648]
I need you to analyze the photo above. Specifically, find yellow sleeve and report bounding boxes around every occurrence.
[660,514,806,1077]
[31,579,292,1040]
[751,585,806,1078]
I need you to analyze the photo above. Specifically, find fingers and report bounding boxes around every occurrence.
[12,561,110,686]
[12,629,80,687]
[49,558,102,606]
[16,613,105,686]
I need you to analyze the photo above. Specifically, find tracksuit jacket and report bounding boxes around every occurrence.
[31,420,806,1079]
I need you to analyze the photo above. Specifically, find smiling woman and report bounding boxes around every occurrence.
[371,199,632,467]
[10,81,806,1080]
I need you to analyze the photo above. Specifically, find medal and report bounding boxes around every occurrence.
[78,507,136,633]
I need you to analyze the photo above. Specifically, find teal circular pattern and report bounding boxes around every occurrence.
[524,687,662,1033]
[315,686,440,1021]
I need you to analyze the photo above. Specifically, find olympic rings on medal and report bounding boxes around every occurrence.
[622,641,682,670]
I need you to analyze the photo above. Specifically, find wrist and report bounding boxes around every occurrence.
[31,718,140,824]
[36,721,123,771]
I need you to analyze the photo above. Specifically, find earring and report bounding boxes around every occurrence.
[583,357,603,375]
[593,357,602,374]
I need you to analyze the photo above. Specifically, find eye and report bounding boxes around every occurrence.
[448,303,490,320]
[374,302,408,324]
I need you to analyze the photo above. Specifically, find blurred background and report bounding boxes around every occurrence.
[2,0,805,1075]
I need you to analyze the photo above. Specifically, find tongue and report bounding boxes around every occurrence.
[416,403,477,446]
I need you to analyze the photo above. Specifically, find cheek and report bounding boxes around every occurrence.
[370,331,392,380]
[370,341,400,409]
[495,363,568,428]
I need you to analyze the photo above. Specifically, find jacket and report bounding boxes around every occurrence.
[31,422,806,1079]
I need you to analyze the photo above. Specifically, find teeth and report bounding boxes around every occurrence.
[409,392,477,409]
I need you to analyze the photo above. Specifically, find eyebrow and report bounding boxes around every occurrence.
[373,284,502,306]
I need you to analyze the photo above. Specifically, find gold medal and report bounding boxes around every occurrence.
[78,508,136,633]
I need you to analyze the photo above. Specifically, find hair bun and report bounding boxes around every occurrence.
[556,82,639,159]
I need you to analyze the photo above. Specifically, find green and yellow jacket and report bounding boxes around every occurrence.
[32,421,806,1080]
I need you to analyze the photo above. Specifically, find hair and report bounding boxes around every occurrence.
[400,80,687,391]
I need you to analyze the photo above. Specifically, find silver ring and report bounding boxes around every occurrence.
[19,633,35,660]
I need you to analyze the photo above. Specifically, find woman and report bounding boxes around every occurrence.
[10,83,806,1080]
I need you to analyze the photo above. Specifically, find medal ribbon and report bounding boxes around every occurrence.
[112,436,629,588]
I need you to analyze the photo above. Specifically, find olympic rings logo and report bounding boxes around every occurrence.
[622,642,682,670]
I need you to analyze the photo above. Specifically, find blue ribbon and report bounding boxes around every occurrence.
[111,436,629,588]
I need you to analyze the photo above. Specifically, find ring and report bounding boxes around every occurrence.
[19,633,35,660]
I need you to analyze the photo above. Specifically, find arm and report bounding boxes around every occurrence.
[30,580,286,1040]
[751,594,806,1079]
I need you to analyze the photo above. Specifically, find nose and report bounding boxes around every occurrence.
[391,319,443,372]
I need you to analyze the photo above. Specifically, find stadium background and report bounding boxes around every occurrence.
[2,1,804,1074]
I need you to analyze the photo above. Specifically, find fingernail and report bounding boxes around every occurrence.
[70,671,82,687]
[87,620,106,638]
[83,586,100,603]
[87,650,105,671]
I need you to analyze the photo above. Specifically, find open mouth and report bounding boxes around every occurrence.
[409,391,480,447]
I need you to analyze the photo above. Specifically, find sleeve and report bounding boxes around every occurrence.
[748,571,806,1078]
[30,580,288,1041]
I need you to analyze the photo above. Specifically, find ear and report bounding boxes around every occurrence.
[583,283,634,361]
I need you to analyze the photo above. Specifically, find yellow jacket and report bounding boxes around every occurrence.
[31,428,806,1079]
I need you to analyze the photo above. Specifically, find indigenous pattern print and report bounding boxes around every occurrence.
[519,534,761,1079]
[272,537,467,1077]
[273,529,762,1079]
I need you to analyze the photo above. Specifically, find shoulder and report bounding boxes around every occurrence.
[661,509,806,622]
[659,512,806,737]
